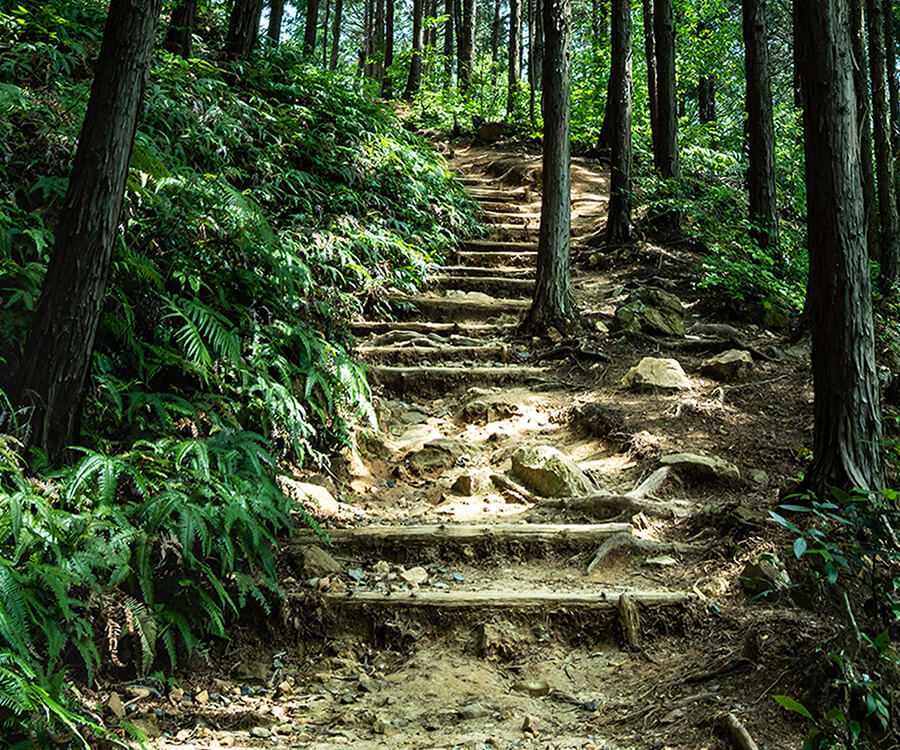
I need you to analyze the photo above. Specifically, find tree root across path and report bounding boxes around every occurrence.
[585,532,706,573]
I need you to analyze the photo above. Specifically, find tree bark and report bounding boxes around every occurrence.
[642,0,659,160]
[696,18,716,123]
[605,0,633,244]
[330,0,343,69]
[322,0,330,65]
[866,0,900,288]
[520,0,574,334]
[444,0,455,80]
[507,0,521,116]
[382,0,395,96]
[885,0,900,156]
[403,0,425,99]
[849,0,879,263]
[490,0,502,67]
[225,0,264,59]
[15,0,162,463]
[163,0,196,57]
[374,0,386,82]
[743,0,779,255]
[267,0,285,42]
[652,0,678,180]
[458,0,476,91]
[304,0,320,56]
[796,0,883,493]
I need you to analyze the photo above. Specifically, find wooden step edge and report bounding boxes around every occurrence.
[433,275,535,285]
[369,365,549,378]
[314,589,694,609]
[387,293,530,308]
[350,321,517,335]
[463,240,539,250]
[357,344,517,361]
[296,522,633,546]
[439,266,536,276]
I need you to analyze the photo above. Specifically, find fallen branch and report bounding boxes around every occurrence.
[716,713,759,750]
[586,532,705,573]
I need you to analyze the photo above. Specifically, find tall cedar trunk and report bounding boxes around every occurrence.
[374,0,385,82]
[404,0,425,98]
[652,0,678,179]
[593,0,612,151]
[444,0,455,80]
[520,0,574,333]
[330,0,343,69]
[796,0,883,493]
[15,0,162,462]
[382,0,394,96]
[866,0,900,288]
[507,0,521,115]
[458,0,476,91]
[886,0,900,156]
[322,0,330,65]
[850,0,879,262]
[528,0,536,120]
[225,0,263,58]
[163,0,196,57]
[363,0,373,77]
[267,0,285,42]
[304,0,320,56]
[642,0,659,159]
[696,18,716,123]
[490,0,502,67]
[424,0,437,77]
[743,0,779,254]
[605,0,633,244]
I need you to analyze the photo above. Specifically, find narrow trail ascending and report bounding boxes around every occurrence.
[152,143,815,750]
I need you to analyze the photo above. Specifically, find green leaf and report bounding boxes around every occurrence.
[773,694,814,720]
[793,537,808,559]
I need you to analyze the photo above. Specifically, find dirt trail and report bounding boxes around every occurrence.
[143,142,818,750]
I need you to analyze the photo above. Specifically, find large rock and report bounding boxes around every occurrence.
[571,402,628,437]
[509,445,596,498]
[622,357,692,390]
[278,478,340,517]
[700,349,753,381]
[301,545,342,577]
[614,287,685,336]
[659,452,740,484]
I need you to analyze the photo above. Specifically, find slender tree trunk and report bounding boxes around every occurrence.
[404,0,425,98]
[796,0,882,494]
[374,0,385,82]
[15,0,162,462]
[642,0,659,159]
[490,0,502,67]
[866,0,900,288]
[322,0,330,65]
[521,0,574,334]
[444,0,455,80]
[885,0,900,156]
[304,0,320,56]
[330,0,343,69]
[382,0,394,96]
[850,0,879,262]
[267,0,285,42]
[363,0,374,76]
[423,0,437,78]
[696,18,716,123]
[652,0,678,180]
[528,0,536,120]
[507,0,521,116]
[225,0,264,59]
[164,0,196,57]
[606,0,633,244]
[743,0,779,254]
[458,0,476,91]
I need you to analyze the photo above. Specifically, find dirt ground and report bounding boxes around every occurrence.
[96,140,847,750]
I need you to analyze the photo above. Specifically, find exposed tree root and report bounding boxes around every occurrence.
[716,713,760,750]
[585,532,705,573]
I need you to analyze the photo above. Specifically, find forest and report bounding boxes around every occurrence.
[0,0,899,747]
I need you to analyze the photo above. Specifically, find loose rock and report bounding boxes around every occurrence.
[300,544,342,577]
[107,692,125,718]
[741,553,790,594]
[613,287,685,336]
[249,726,272,738]
[622,357,692,390]
[400,566,429,586]
[659,452,740,484]
[512,680,551,697]
[278,478,340,517]
[509,445,596,498]
[700,349,753,381]
[459,703,491,720]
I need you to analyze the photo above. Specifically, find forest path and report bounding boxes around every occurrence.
[148,142,815,750]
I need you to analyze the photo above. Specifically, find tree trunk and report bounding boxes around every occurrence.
[698,76,716,123]
[374,0,385,82]
[403,0,425,99]
[267,0,285,42]
[163,0,196,57]
[866,0,900,288]
[363,0,374,77]
[642,0,659,159]
[444,0,455,80]
[507,0,521,116]
[520,0,574,334]
[304,0,320,56]
[330,0,343,69]
[322,0,331,65]
[382,0,395,96]
[490,0,502,67]
[424,0,437,77]
[652,0,678,180]
[796,0,882,493]
[743,0,779,254]
[849,0,879,263]
[225,0,264,59]
[886,0,900,156]
[14,0,162,463]
[458,0,476,91]
[605,0,632,244]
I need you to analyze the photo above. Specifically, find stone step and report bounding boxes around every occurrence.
[457,250,538,268]
[351,321,517,336]
[368,364,551,395]
[387,293,528,322]
[479,201,536,213]
[466,187,528,201]
[357,343,521,365]
[431,275,534,298]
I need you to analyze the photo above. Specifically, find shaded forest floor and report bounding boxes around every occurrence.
[120,139,831,750]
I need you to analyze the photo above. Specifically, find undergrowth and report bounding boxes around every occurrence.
[0,3,477,744]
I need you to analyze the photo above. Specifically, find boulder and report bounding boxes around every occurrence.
[659,452,740,484]
[450,470,488,496]
[509,445,596,498]
[622,357,692,390]
[301,545,342,577]
[457,399,518,424]
[407,439,468,473]
[356,429,395,460]
[741,553,790,594]
[278,478,340,517]
[613,287,685,336]
[571,402,627,437]
[700,349,753,381]
[762,304,791,331]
